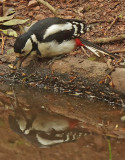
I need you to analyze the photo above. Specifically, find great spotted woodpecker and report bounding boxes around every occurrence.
[13,17,114,68]
[9,107,83,148]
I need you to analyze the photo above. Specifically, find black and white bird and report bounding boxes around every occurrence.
[13,17,114,68]
[9,107,83,148]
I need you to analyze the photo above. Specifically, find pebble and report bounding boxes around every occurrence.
[33,6,40,11]
[121,116,125,122]
[28,0,38,7]
[35,14,45,20]
[28,11,34,17]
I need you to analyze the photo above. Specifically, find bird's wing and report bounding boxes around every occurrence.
[28,18,86,43]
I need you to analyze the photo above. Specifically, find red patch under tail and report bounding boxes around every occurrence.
[75,38,85,47]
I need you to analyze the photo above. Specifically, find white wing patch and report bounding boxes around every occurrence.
[36,134,64,146]
[80,23,84,34]
[73,21,79,25]
[73,24,78,36]
[43,22,72,39]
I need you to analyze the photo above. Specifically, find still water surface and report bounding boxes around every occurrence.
[0,83,125,160]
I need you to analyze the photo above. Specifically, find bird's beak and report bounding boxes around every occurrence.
[8,51,32,70]
[8,53,21,69]
[14,56,23,69]
[8,53,26,70]
[15,52,32,69]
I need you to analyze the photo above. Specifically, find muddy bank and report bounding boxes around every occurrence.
[0,53,125,107]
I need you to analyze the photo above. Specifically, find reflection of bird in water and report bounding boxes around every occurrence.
[9,107,83,148]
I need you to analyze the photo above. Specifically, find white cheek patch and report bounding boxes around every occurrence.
[17,119,27,132]
[43,22,72,39]
[22,38,32,54]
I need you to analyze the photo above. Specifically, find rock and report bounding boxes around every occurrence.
[33,6,40,11]
[28,11,34,17]
[35,14,45,20]
[111,68,125,95]
[51,56,107,78]
[28,0,38,7]
[121,116,125,121]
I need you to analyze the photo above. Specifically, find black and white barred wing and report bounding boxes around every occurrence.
[42,19,86,43]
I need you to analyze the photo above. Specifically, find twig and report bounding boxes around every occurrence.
[104,16,118,35]
[111,49,125,53]
[92,33,125,44]
[1,33,6,54]
[12,87,18,109]
[36,0,58,16]
[106,58,112,69]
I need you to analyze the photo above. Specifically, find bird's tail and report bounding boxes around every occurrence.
[80,38,115,58]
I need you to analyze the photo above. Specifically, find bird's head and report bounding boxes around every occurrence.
[11,33,34,69]
[14,33,32,57]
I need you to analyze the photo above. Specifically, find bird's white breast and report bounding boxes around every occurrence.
[38,40,76,58]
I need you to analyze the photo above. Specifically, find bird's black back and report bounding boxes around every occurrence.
[27,17,87,43]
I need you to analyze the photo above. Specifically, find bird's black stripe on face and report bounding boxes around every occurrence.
[30,38,41,56]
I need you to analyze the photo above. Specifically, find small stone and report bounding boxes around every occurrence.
[28,11,34,17]
[33,6,40,11]
[28,0,38,7]
[35,14,45,20]
[121,116,125,122]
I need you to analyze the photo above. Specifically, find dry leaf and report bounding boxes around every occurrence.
[1,19,29,26]
[0,28,17,37]
[0,15,14,22]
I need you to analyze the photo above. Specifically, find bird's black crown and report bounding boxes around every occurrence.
[14,33,30,54]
